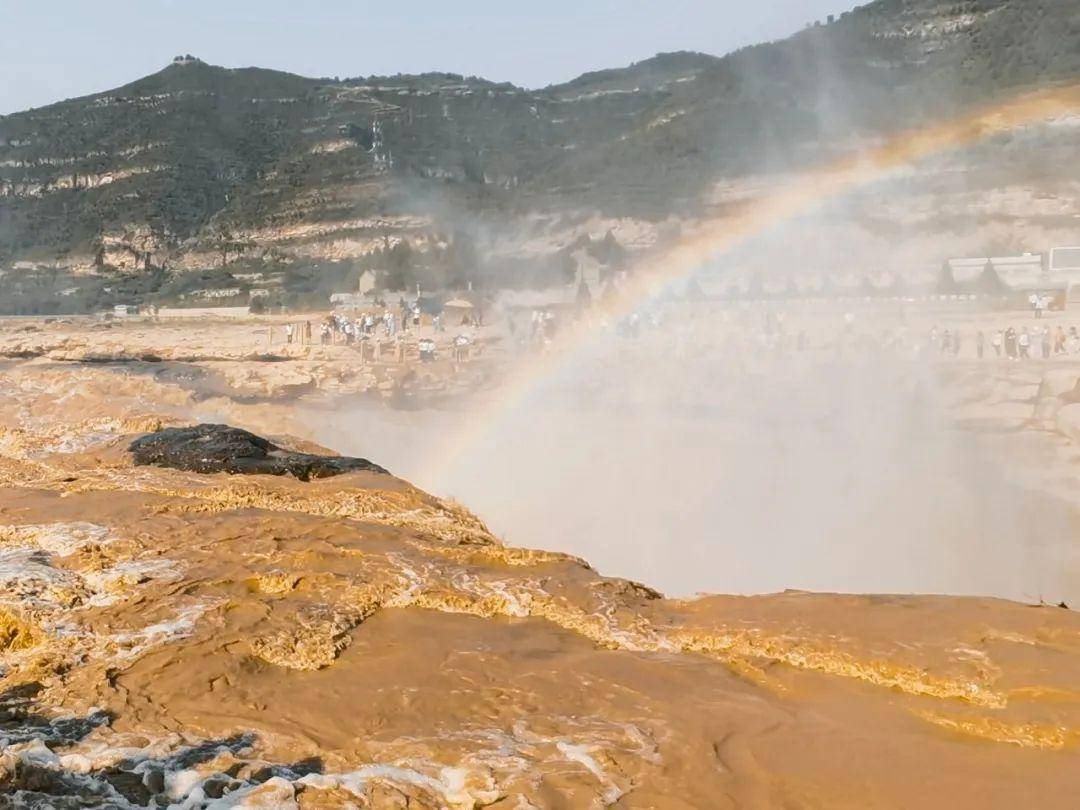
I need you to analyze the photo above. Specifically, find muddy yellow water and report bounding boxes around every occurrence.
[1,323,1080,808]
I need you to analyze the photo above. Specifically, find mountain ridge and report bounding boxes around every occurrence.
[2,0,1079,312]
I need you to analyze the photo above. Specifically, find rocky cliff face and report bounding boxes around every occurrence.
[1,0,1078,294]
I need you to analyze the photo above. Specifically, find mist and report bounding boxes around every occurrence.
[298,34,1080,605]
[307,297,1078,605]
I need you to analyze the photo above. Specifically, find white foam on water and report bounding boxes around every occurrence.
[42,430,116,455]
[82,558,180,606]
[0,547,81,610]
[446,569,534,617]
[202,776,297,809]
[0,739,140,809]
[556,740,624,803]
[7,738,60,767]
[0,521,114,556]
[166,768,206,800]
[300,763,485,808]
[1,716,652,808]
[384,554,427,606]
[107,600,216,659]
[0,530,179,620]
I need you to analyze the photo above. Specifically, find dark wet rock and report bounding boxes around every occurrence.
[44,712,111,747]
[142,767,166,795]
[0,684,109,748]
[284,757,323,778]
[201,775,230,799]
[0,716,332,809]
[0,682,42,721]
[165,732,257,770]
[101,767,154,805]
[248,765,275,784]
[0,762,120,806]
[129,424,387,481]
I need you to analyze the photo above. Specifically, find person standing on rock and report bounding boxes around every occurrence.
[1018,327,1031,359]
[1030,292,1047,319]
[454,333,470,362]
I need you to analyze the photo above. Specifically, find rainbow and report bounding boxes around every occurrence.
[426,83,1080,490]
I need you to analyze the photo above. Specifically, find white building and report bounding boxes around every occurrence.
[357,269,377,295]
[187,288,243,300]
[1049,247,1080,281]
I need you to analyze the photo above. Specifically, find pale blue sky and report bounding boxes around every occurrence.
[1,1,858,114]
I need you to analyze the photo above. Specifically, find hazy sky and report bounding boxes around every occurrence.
[1,1,858,115]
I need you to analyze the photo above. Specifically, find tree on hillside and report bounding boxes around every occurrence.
[561,252,578,285]
[213,225,236,267]
[461,149,485,184]
[383,240,416,291]
[937,261,958,294]
[974,260,1007,293]
[210,225,254,267]
[589,230,626,268]
[446,230,480,288]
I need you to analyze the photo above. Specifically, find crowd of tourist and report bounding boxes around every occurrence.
[269,289,1080,370]
[932,324,1080,360]
[277,298,483,364]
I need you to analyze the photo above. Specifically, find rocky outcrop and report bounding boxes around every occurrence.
[128,423,387,480]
